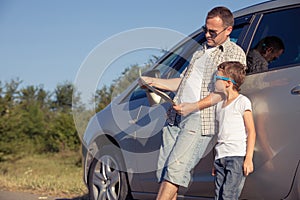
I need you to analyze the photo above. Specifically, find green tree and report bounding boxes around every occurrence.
[95,85,113,112]
[0,78,22,115]
[43,82,80,152]
[0,79,28,160]
[52,82,73,112]
[46,112,78,152]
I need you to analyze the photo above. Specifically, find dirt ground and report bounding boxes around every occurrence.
[0,190,88,200]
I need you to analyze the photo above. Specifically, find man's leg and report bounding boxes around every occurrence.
[156,126,180,183]
[156,180,178,200]
[156,125,180,200]
[157,114,212,199]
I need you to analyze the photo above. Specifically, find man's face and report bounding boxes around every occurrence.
[204,16,232,47]
[264,48,284,63]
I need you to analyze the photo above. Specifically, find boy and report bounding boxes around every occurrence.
[213,61,256,200]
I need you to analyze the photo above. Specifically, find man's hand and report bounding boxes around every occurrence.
[173,102,198,116]
[138,76,154,87]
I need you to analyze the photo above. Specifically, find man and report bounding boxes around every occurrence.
[246,36,285,73]
[140,7,246,200]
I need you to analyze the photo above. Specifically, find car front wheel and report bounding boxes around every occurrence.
[88,145,131,200]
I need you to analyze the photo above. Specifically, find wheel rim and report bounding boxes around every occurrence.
[92,155,121,200]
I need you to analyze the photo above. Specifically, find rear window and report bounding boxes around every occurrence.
[247,7,300,73]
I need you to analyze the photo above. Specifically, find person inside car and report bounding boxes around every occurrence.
[246,36,285,74]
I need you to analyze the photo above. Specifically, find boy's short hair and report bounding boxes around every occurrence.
[217,61,246,91]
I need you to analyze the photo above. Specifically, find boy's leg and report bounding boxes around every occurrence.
[237,176,246,197]
[221,156,245,200]
[214,158,225,200]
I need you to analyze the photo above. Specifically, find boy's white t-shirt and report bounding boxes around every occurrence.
[215,94,252,160]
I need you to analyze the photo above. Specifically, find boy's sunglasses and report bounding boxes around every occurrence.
[202,26,228,39]
[214,75,237,85]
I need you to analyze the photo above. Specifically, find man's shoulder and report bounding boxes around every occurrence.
[224,40,244,51]
[222,39,246,64]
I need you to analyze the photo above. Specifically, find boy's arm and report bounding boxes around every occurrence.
[173,92,223,116]
[197,92,223,109]
[243,110,256,176]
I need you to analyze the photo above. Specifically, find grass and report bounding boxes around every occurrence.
[0,152,88,199]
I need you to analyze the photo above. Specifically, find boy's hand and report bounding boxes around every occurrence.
[173,102,198,116]
[243,158,254,176]
[211,166,216,176]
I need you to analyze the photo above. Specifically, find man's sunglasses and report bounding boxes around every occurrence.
[202,26,228,39]
[214,75,237,85]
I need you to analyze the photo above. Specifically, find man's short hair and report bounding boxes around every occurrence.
[206,6,234,27]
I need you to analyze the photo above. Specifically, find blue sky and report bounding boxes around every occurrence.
[0,0,267,92]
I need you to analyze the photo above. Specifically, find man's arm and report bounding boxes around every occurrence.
[173,92,223,116]
[139,76,182,92]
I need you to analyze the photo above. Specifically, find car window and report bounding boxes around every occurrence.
[230,26,243,43]
[121,33,205,103]
[150,15,251,80]
[122,19,250,103]
[246,7,300,74]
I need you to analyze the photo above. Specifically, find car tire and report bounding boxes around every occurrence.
[88,144,132,200]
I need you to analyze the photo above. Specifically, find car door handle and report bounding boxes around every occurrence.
[291,85,300,95]
[129,119,137,124]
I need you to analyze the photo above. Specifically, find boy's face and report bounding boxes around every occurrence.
[214,70,236,94]
[214,71,226,93]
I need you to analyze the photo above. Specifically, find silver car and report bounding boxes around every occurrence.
[82,0,300,199]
